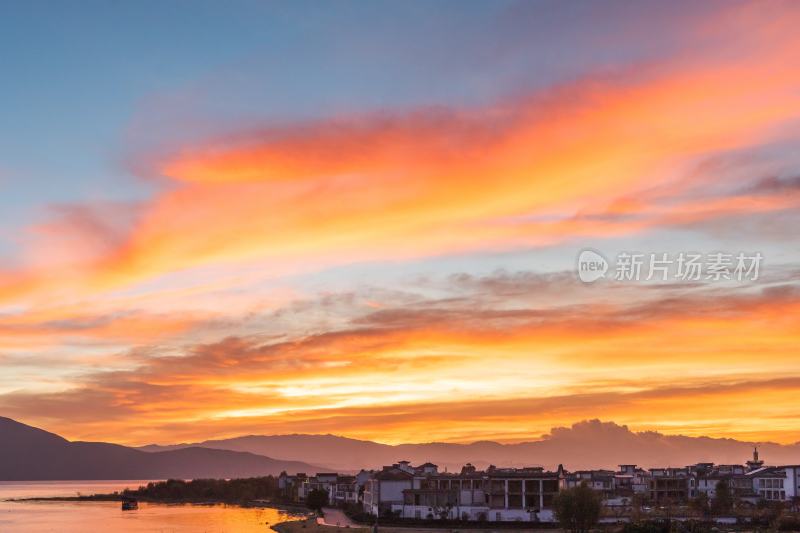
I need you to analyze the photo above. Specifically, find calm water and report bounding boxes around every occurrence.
[0,481,305,532]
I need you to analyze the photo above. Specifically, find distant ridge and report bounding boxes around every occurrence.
[139,420,800,472]
[0,416,323,481]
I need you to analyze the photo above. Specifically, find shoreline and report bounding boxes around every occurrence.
[8,494,312,514]
[269,516,569,533]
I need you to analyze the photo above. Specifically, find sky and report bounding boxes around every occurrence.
[0,0,799,447]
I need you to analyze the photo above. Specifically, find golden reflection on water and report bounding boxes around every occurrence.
[0,500,305,533]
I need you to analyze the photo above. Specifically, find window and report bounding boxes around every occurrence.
[508,480,522,493]
[490,494,505,508]
[542,480,559,492]
[525,480,540,493]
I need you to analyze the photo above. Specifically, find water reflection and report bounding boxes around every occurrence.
[0,481,305,533]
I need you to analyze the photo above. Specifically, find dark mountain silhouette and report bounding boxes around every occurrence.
[0,416,322,480]
[140,420,800,472]
[141,433,388,472]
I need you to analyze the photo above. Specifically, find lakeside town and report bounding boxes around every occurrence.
[277,449,800,525]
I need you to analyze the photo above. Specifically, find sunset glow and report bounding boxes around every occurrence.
[1,0,800,448]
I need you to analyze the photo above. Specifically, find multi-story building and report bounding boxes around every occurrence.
[614,465,650,496]
[284,449,799,517]
[366,462,564,522]
[279,471,359,504]
[689,463,751,500]
[306,472,338,496]
[565,470,615,499]
[482,465,563,522]
[328,475,359,505]
[748,467,789,502]
[278,471,309,501]
[649,467,689,503]
[776,465,800,506]
[363,464,415,516]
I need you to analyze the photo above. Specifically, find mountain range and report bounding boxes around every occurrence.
[0,416,321,481]
[140,419,800,472]
[3,416,799,480]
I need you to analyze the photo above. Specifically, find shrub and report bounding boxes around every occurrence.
[553,484,602,533]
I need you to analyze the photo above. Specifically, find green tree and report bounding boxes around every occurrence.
[711,480,733,515]
[553,483,603,533]
[306,488,329,513]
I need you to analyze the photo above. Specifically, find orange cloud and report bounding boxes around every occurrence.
[121,46,800,284]
[3,283,798,446]
[2,2,800,448]
[0,2,798,304]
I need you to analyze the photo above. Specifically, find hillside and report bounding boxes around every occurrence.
[0,416,322,480]
[140,420,800,472]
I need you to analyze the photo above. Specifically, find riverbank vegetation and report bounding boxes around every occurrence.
[19,476,304,512]
[121,477,280,503]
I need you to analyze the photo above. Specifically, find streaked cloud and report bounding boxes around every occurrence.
[2,277,798,445]
[1,1,800,446]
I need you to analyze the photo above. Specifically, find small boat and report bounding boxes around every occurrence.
[121,498,139,511]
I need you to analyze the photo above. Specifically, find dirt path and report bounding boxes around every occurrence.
[320,507,360,528]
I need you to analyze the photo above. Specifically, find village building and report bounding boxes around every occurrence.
[648,467,689,503]
[280,449,799,521]
[363,464,415,516]
[363,462,564,522]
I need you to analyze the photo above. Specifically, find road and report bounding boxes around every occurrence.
[319,507,359,528]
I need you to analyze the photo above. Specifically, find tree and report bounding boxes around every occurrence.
[756,500,785,527]
[629,493,647,523]
[306,488,328,513]
[792,496,800,513]
[689,493,709,518]
[711,480,733,515]
[553,484,603,533]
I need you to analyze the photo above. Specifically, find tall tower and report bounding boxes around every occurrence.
[746,446,764,471]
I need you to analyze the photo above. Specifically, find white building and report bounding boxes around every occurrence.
[363,465,415,516]
[366,462,564,523]
[747,464,800,504]
[777,465,800,503]
[328,475,359,505]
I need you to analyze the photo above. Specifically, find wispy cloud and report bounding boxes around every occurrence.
[2,275,798,445]
[2,1,800,446]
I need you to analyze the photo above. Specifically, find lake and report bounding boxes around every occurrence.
[0,481,306,532]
